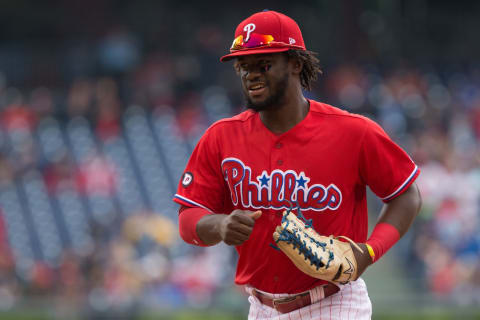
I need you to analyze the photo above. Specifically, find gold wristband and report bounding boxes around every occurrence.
[365,243,375,262]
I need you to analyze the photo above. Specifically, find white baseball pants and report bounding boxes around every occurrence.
[246,278,372,320]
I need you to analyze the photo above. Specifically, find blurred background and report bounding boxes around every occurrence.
[0,0,478,319]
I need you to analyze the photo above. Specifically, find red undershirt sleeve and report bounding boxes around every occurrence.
[366,222,401,263]
[178,206,212,246]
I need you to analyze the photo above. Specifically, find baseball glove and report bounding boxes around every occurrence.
[272,209,364,284]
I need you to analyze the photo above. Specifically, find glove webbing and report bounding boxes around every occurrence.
[274,206,335,270]
[275,225,335,270]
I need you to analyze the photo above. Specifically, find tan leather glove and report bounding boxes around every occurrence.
[273,210,363,284]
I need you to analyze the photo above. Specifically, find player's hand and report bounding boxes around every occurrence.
[351,243,373,278]
[218,209,262,246]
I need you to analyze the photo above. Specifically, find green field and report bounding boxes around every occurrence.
[0,308,479,320]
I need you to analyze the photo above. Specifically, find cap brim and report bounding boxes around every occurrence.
[220,47,292,62]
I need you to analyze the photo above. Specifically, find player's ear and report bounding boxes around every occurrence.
[233,60,241,75]
[289,56,303,75]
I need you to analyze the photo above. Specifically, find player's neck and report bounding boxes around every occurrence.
[259,94,309,135]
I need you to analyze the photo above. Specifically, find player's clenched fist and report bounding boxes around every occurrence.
[218,210,262,246]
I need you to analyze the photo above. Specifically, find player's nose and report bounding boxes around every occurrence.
[244,68,263,81]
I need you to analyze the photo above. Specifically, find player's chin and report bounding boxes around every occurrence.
[246,95,272,112]
[246,99,268,112]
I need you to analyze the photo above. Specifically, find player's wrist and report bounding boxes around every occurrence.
[198,213,228,245]
[349,242,372,279]
[216,214,230,240]
[354,243,373,265]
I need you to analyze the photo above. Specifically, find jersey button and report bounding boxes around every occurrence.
[275,142,283,149]
[276,160,283,165]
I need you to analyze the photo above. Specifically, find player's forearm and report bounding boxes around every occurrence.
[377,182,422,237]
[179,206,261,246]
[196,214,228,245]
[178,206,224,246]
[366,182,422,262]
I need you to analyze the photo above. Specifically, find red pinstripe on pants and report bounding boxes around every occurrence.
[247,278,372,320]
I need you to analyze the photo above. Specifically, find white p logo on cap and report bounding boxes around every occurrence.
[243,23,256,42]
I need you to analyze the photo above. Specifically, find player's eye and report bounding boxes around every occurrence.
[237,61,271,75]
[260,63,272,73]
[239,64,249,71]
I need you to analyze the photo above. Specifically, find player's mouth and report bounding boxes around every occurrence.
[248,83,267,97]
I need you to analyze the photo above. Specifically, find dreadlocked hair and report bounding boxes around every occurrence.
[286,49,322,91]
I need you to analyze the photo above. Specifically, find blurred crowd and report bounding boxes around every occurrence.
[0,2,478,317]
[0,65,238,317]
[0,26,239,316]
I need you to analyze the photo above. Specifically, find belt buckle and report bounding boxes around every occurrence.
[272,296,295,310]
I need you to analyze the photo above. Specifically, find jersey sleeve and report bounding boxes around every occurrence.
[173,127,226,213]
[359,118,419,202]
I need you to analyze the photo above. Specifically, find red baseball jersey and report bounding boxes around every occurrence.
[173,100,419,294]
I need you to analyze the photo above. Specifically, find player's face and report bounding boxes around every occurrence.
[236,53,290,112]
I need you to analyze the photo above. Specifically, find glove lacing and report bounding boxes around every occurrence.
[273,204,364,270]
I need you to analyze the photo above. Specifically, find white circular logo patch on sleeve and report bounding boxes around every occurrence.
[182,172,194,187]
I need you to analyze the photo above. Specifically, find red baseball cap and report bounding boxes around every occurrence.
[220,10,306,62]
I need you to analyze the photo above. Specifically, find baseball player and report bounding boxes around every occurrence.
[173,10,422,320]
